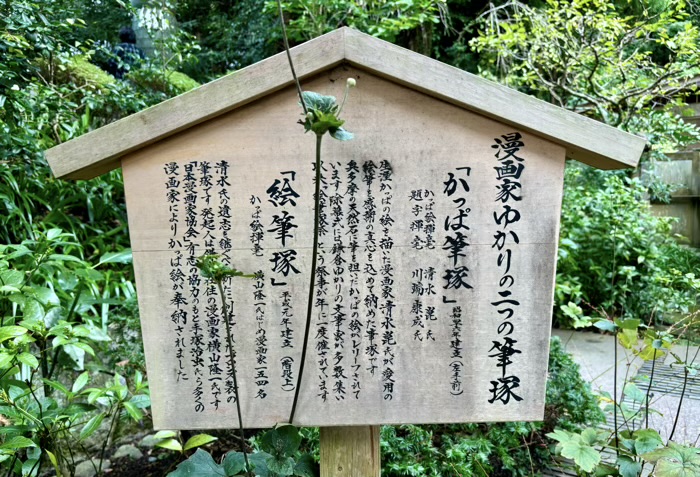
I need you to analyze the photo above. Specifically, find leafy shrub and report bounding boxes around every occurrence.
[126,67,200,96]
[175,0,277,81]
[555,166,700,328]
[46,56,117,90]
[267,0,448,53]
[380,336,602,476]
[167,425,318,477]
[0,230,148,476]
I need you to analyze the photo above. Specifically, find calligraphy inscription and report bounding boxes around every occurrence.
[123,74,565,429]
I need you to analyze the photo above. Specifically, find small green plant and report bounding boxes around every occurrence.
[154,429,218,455]
[0,229,149,476]
[168,425,317,477]
[548,312,700,477]
[195,254,255,474]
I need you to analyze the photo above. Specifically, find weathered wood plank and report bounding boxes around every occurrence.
[45,29,347,180]
[46,27,644,181]
[342,28,645,170]
[320,426,380,477]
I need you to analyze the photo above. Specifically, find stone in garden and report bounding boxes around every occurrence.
[139,434,162,448]
[113,444,144,460]
[74,459,110,477]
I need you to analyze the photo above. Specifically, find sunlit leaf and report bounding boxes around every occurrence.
[183,434,218,451]
[97,249,132,266]
[72,371,89,393]
[79,412,105,441]
[0,326,27,343]
[156,438,183,453]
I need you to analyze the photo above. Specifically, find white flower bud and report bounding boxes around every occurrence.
[346,78,356,88]
[306,112,314,120]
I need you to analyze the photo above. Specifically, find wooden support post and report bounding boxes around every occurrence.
[320,426,380,477]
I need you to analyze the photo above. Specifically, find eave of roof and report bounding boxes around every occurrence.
[45,27,645,180]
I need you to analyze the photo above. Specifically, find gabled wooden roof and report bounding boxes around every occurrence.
[46,27,645,180]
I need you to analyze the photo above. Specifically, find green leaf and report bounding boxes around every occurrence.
[42,379,69,395]
[0,353,16,369]
[62,344,86,369]
[266,455,295,476]
[16,353,38,369]
[0,326,27,343]
[0,270,24,288]
[0,436,36,450]
[46,450,60,476]
[123,401,143,421]
[183,434,218,451]
[72,371,89,393]
[617,456,642,477]
[616,319,641,330]
[330,127,353,141]
[156,438,183,452]
[48,254,82,263]
[637,344,664,361]
[560,438,601,473]
[33,287,59,306]
[623,383,646,403]
[22,458,39,476]
[643,443,700,477]
[73,341,95,356]
[80,412,105,441]
[293,454,318,477]
[594,463,619,476]
[619,329,638,349]
[43,307,62,328]
[73,323,110,341]
[594,320,617,332]
[260,425,302,457]
[546,429,571,443]
[168,449,225,477]
[309,112,344,135]
[580,428,600,446]
[46,229,64,241]
[633,428,663,455]
[97,249,132,266]
[154,430,178,439]
[222,452,247,475]
[301,92,336,113]
[248,452,272,477]
[129,394,151,409]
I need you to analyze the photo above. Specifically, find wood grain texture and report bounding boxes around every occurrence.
[320,426,380,477]
[46,27,644,180]
[122,68,566,429]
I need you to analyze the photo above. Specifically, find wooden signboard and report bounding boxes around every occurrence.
[45,28,645,434]
[122,68,565,429]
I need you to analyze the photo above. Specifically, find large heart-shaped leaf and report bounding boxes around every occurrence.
[168,449,226,477]
[260,425,302,457]
[560,437,601,473]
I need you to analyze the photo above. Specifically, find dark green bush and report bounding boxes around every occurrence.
[555,165,700,328]
[126,67,200,97]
